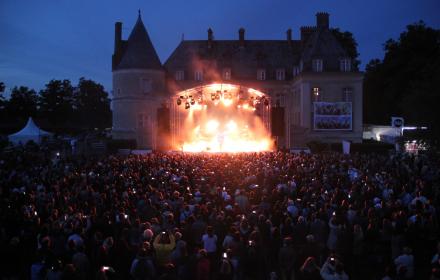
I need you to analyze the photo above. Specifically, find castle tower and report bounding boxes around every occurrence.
[112,11,166,149]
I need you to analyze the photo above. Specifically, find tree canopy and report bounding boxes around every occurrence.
[0,78,112,135]
[364,21,440,141]
[331,28,360,70]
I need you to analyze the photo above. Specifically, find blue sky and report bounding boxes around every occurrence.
[1,0,439,94]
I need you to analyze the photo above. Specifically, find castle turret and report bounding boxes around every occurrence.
[112,11,166,149]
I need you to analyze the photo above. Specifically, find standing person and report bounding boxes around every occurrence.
[196,249,211,280]
[320,256,348,280]
[279,237,296,280]
[394,247,414,280]
[130,247,156,280]
[299,257,322,280]
[153,231,176,269]
[202,226,218,273]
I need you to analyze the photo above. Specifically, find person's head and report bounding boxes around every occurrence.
[207,226,213,236]
[283,237,292,247]
[198,249,207,258]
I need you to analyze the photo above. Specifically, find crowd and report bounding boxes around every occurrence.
[1,144,440,280]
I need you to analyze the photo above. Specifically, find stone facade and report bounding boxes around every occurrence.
[112,12,363,149]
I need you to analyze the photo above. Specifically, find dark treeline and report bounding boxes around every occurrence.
[363,22,440,143]
[0,78,112,135]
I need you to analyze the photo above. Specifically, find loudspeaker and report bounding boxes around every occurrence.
[271,107,285,137]
[157,108,170,134]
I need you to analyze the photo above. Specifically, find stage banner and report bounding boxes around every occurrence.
[313,102,352,130]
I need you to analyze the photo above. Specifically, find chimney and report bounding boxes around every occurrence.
[300,26,315,46]
[114,22,122,54]
[239,27,245,47]
[316,12,329,29]
[207,28,213,48]
[286,29,292,46]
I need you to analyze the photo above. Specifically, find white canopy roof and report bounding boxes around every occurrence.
[8,117,52,144]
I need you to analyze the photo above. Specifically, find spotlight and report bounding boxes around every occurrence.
[180,95,185,99]
[185,102,190,109]
[211,93,216,101]
[190,99,195,105]
[177,99,182,106]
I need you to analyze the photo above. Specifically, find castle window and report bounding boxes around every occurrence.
[312,59,323,72]
[141,79,152,94]
[293,66,300,77]
[138,114,150,128]
[257,69,266,81]
[175,70,184,81]
[342,87,353,102]
[340,58,351,72]
[276,68,285,81]
[194,70,203,81]
[312,87,322,102]
[222,68,231,80]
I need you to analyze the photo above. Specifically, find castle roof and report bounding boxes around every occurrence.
[164,39,302,80]
[300,28,348,71]
[116,14,162,70]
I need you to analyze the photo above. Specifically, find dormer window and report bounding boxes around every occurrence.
[257,69,266,81]
[312,59,323,72]
[276,68,285,81]
[293,66,300,77]
[223,68,231,80]
[194,70,203,81]
[340,58,351,72]
[175,70,184,81]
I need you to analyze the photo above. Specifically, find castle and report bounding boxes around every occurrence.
[111,12,363,150]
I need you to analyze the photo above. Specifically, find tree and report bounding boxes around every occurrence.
[363,21,440,142]
[39,79,74,133]
[0,82,6,112]
[74,77,112,130]
[7,86,38,122]
[331,28,360,70]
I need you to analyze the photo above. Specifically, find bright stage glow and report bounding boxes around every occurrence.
[175,83,273,153]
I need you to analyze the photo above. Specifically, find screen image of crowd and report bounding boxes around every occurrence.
[1,145,440,280]
[313,103,352,116]
[314,116,352,130]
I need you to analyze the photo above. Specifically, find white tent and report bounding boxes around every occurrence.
[8,117,52,145]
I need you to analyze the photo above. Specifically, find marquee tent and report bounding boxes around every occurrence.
[8,117,52,144]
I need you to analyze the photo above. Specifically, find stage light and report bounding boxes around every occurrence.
[177,99,182,106]
[185,102,190,109]
[190,99,195,105]
[211,93,216,101]
[180,95,185,99]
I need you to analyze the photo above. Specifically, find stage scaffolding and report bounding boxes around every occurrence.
[169,84,271,151]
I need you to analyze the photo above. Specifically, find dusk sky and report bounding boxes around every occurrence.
[1,0,439,95]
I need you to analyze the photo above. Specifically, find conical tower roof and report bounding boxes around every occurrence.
[116,12,162,70]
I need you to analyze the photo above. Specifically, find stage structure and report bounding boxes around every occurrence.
[169,83,272,152]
